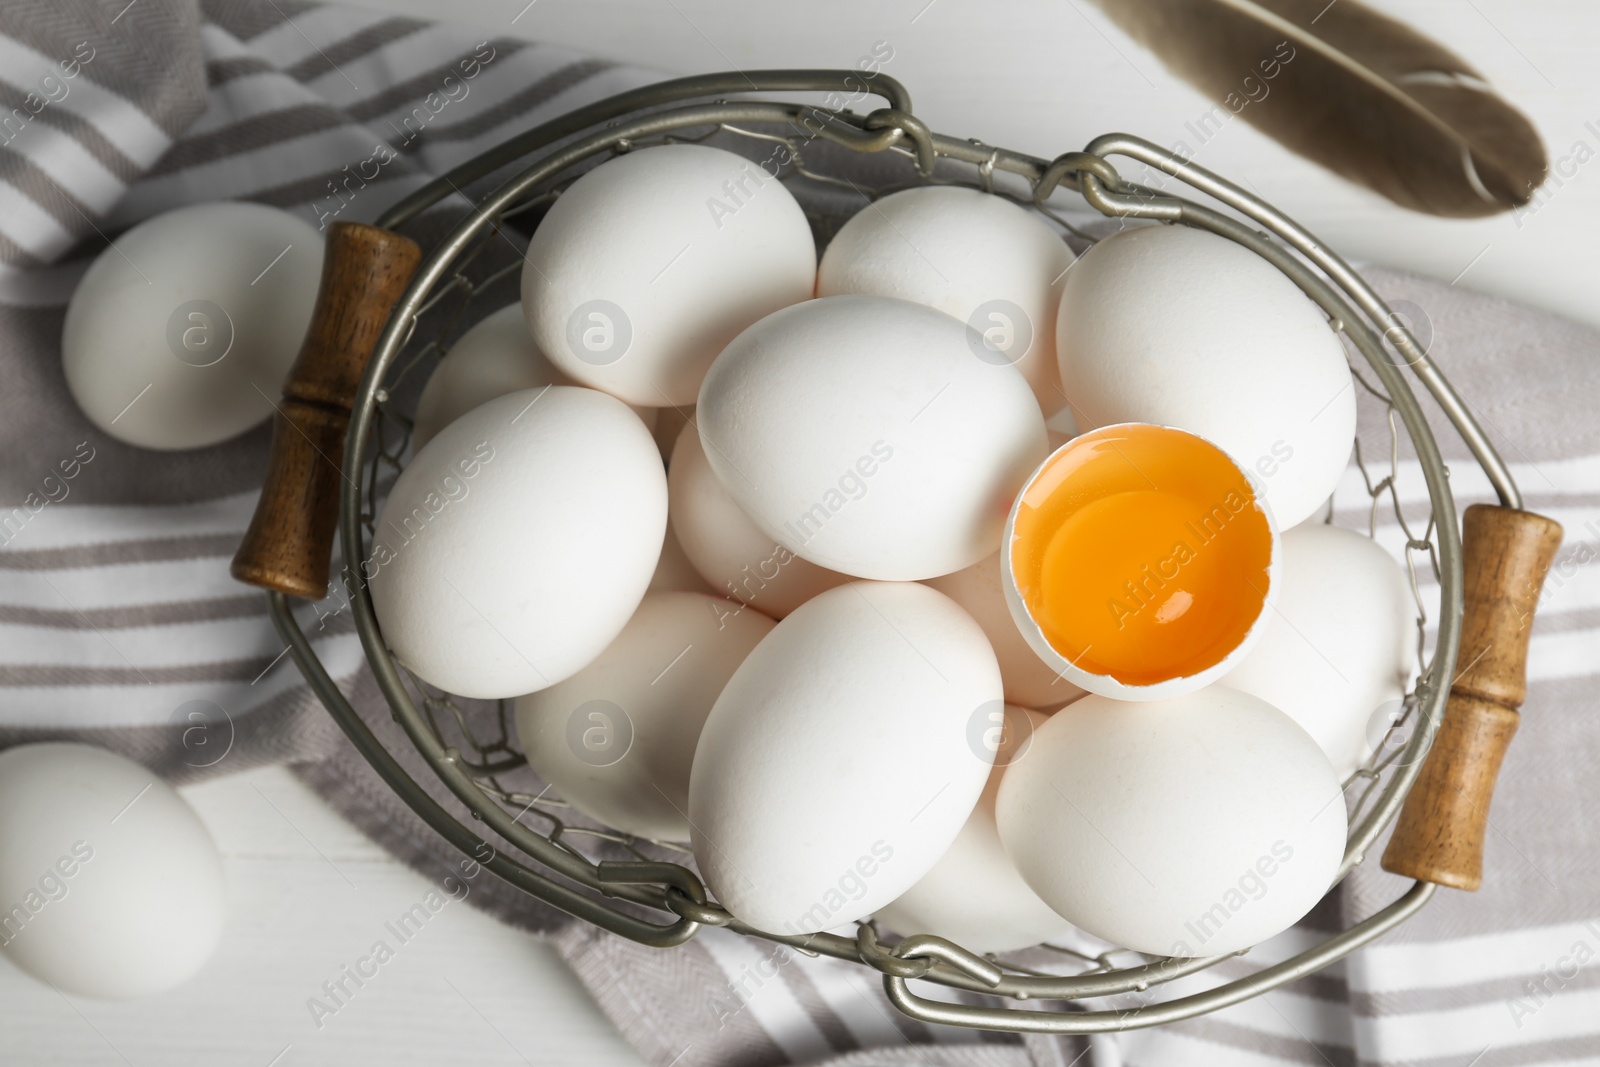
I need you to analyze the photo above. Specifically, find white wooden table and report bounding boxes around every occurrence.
[6,2,1594,1063]
[0,766,645,1066]
[353,0,1600,331]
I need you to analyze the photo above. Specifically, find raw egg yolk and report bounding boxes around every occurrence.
[1009,424,1273,687]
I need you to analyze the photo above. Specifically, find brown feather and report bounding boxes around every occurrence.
[1086,0,1548,216]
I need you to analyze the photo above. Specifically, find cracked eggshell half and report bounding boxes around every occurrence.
[1001,423,1281,701]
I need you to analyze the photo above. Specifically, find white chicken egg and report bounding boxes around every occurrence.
[522,144,816,407]
[996,686,1346,957]
[668,422,847,616]
[516,592,774,842]
[875,707,1074,953]
[816,185,1076,409]
[697,295,1048,581]
[412,304,656,451]
[62,201,321,450]
[689,581,1001,934]
[1221,522,1416,779]
[925,554,1084,709]
[1056,224,1356,528]
[368,386,666,699]
[0,743,225,999]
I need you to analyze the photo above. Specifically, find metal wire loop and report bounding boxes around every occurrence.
[1034,150,1121,201]
[863,108,937,175]
[891,936,1005,988]
[661,888,735,928]
[856,925,935,980]
[598,860,708,903]
[1078,173,1186,221]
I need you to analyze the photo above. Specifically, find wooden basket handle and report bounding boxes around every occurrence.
[1381,503,1564,890]
[231,222,422,600]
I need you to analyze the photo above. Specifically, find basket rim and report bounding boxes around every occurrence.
[270,68,1515,1035]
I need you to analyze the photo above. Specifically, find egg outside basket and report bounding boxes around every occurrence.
[231,70,1564,1035]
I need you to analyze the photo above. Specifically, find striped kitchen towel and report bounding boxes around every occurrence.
[2,2,1598,1065]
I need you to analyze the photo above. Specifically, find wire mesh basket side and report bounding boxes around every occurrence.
[260,71,1502,1034]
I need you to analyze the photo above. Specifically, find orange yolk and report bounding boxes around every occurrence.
[1009,424,1273,687]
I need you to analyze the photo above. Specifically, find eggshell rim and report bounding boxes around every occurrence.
[999,422,1283,702]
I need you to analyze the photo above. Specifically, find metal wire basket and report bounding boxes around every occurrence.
[235,70,1562,1034]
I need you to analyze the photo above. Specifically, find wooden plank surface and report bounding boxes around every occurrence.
[0,766,646,1066]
